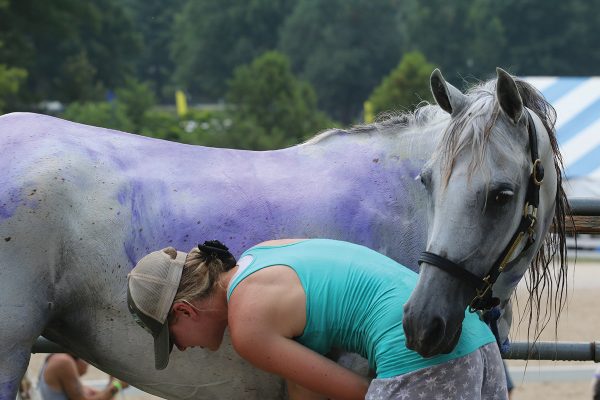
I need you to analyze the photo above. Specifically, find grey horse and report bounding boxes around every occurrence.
[0,68,564,399]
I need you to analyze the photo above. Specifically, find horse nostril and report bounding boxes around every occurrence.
[424,316,446,343]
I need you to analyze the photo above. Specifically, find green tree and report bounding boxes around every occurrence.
[464,0,506,75]
[172,0,293,101]
[62,101,134,132]
[139,109,227,145]
[59,52,105,102]
[496,0,600,75]
[116,79,157,132]
[216,51,333,150]
[279,0,402,123]
[368,52,435,116]
[397,0,505,82]
[123,0,185,101]
[0,64,27,113]
[0,0,141,103]
[0,0,27,113]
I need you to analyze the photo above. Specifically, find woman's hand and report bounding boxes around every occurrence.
[109,379,130,391]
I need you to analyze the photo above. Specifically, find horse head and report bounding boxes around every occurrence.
[402,68,569,357]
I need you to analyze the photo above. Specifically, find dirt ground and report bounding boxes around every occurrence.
[24,260,600,400]
[505,260,600,400]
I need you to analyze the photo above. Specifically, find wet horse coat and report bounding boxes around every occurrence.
[0,111,439,399]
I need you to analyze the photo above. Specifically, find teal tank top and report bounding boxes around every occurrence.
[227,239,495,378]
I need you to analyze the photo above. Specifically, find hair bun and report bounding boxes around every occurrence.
[198,240,237,270]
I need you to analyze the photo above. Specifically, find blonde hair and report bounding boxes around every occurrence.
[173,247,231,304]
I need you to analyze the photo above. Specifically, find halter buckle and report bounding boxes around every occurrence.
[469,276,495,312]
[532,159,544,185]
[473,276,492,300]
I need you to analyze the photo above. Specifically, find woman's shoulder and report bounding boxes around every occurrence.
[252,238,307,247]
[46,354,76,368]
[44,354,78,379]
[228,265,307,339]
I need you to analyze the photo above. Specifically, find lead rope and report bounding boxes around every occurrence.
[482,306,511,353]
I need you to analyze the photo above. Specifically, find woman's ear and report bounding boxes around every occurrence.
[172,301,193,318]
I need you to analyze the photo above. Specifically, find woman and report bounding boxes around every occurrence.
[127,239,507,399]
[37,353,127,400]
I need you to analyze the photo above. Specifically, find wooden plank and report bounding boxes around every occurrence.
[557,215,600,234]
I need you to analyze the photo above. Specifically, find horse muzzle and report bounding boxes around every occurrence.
[402,263,471,357]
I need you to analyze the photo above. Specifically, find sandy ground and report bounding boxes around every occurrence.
[23,260,600,400]
[505,259,600,400]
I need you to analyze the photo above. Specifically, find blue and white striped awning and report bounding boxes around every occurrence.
[525,77,600,181]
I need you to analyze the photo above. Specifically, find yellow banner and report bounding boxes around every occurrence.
[175,90,188,117]
[364,101,374,123]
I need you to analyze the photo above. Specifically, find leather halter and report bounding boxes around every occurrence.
[418,110,545,312]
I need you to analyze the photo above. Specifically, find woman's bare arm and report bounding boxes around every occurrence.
[229,284,369,400]
[52,359,123,400]
[232,328,369,400]
[286,379,328,400]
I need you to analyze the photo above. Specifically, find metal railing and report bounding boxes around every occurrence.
[568,197,600,216]
[504,341,600,362]
[31,337,600,362]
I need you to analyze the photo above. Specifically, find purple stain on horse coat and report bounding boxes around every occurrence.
[0,379,18,400]
[0,187,21,219]
[0,112,431,271]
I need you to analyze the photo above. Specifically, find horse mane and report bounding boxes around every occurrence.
[303,103,447,145]
[515,80,572,346]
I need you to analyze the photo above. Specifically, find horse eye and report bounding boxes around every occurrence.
[494,190,514,204]
[417,171,431,187]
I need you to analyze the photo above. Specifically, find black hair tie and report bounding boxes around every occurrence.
[198,240,237,270]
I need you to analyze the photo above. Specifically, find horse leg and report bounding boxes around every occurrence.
[0,299,48,400]
[0,347,29,400]
[0,249,51,400]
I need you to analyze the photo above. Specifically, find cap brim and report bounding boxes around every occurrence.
[153,321,174,370]
[127,285,174,370]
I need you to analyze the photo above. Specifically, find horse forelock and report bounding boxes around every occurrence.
[429,82,513,192]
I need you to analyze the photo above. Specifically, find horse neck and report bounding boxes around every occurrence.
[302,123,440,163]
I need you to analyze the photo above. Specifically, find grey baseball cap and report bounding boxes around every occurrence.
[127,248,186,370]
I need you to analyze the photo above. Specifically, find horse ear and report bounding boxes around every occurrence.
[496,67,523,124]
[430,68,467,116]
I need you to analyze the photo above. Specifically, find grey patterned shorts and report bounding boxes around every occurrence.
[365,343,508,400]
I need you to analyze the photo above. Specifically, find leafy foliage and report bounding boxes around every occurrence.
[494,0,600,76]
[116,79,157,132]
[217,51,334,150]
[3,0,600,136]
[172,0,293,101]
[140,109,229,145]
[0,0,141,103]
[123,0,186,101]
[368,52,435,116]
[279,0,402,123]
[62,101,134,132]
[0,64,27,112]
[61,101,230,146]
